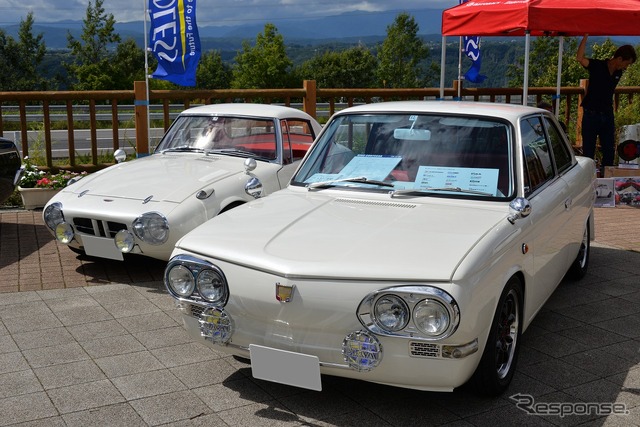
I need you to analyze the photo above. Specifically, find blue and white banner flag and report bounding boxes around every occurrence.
[459,0,487,84]
[148,0,201,86]
[463,35,487,83]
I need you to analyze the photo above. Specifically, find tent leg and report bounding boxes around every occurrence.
[440,36,447,100]
[522,32,530,106]
[555,37,564,116]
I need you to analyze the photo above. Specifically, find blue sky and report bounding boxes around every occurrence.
[1,0,454,27]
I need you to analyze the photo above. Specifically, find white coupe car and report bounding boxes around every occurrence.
[164,101,596,395]
[42,104,322,261]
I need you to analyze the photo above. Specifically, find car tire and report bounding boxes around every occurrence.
[566,221,590,281]
[232,355,251,364]
[471,276,522,396]
[68,246,86,256]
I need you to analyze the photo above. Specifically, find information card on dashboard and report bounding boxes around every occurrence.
[415,166,500,195]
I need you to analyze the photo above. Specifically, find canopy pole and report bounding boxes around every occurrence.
[440,36,447,99]
[555,37,564,116]
[522,31,530,106]
[457,36,463,99]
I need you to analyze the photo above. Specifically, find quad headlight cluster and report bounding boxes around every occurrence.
[357,286,460,341]
[164,254,229,305]
[43,203,169,254]
[43,202,74,244]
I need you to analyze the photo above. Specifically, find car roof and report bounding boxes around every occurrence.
[178,103,316,121]
[334,101,544,122]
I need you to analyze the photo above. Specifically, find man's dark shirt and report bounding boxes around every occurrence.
[581,58,622,113]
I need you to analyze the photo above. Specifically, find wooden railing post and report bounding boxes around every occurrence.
[134,81,150,157]
[303,80,317,119]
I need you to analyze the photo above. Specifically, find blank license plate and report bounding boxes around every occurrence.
[81,235,123,261]
[249,344,322,391]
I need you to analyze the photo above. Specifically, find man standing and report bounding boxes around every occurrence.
[576,35,636,174]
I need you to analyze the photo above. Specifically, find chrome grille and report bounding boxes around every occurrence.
[409,341,440,358]
[73,217,127,238]
[189,304,205,318]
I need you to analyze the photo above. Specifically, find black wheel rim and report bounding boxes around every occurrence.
[495,289,519,379]
[576,228,589,269]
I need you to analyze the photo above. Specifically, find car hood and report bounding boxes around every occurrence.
[69,153,245,203]
[176,190,508,281]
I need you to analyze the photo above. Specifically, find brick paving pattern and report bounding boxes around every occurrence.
[0,206,639,426]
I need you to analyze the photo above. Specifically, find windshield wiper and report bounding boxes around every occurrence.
[307,176,394,190]
[391,187,494,198]
[206,148,270,160]
[160,145,204,154]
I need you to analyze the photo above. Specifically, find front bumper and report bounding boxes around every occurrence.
[175,301,480,392]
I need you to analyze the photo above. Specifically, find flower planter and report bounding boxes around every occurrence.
[18,187,61,210]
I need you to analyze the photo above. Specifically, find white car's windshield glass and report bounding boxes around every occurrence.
[156,115,279,160]
[293,113,514,199]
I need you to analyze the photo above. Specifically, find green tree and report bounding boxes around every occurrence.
[376,13,430,88]
[296,45,377,88]
[110,39,146,89]
[507,37,583,88]
[65,0,121,90]
[231,23,292,89]
[0,13,48,91]
[197,50,232,89]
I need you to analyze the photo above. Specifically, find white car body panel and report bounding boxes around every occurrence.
[165,101,596,392]
[43,104,322,261]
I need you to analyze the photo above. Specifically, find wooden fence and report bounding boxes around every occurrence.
[1,80,638,171]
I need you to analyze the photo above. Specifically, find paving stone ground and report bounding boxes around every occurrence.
[0,206,639,426]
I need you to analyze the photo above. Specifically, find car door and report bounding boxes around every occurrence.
[519,115,572,310]
[543,115,592,261]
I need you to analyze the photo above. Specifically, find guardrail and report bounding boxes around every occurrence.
[1,80,639,171]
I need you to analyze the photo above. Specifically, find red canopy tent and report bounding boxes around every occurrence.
[442,0,640,37]
[439,0,640,104]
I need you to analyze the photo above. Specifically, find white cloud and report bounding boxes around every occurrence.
[0,0,454,25]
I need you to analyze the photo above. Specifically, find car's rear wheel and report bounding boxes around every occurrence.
[471,276,522,396]
[566,221,590,281]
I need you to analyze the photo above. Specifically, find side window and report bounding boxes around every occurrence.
[282,119,316,163]
[543,117,573,174]
[521,117,554,195]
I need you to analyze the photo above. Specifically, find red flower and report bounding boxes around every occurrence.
[36,177,52,188]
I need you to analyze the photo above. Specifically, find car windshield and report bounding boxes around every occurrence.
[292,113,514,199]
[155,115,280,160]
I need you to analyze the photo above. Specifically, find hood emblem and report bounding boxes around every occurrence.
[276,283,295,303]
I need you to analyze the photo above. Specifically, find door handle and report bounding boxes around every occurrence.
[564,197,572,210]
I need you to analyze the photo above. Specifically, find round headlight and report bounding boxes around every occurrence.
[132,212,169,245]
[43,202,64,230]
[167,264,195,297]
[373,294,409,332]
[413,299,450,337]
[54,222,74,244]
[197,269,227,303]
[114,230,135,253]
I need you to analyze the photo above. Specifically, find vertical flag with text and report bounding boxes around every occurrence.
[148,0,201,86]
[460,0,487,84]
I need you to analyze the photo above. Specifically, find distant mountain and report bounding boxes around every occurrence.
[0,8,445,50]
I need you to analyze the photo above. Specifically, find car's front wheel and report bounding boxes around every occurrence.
[471,276,522,396]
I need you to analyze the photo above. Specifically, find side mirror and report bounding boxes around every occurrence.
[507,197,532,224]
[244,157,257,174]
[114,149,127,163]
